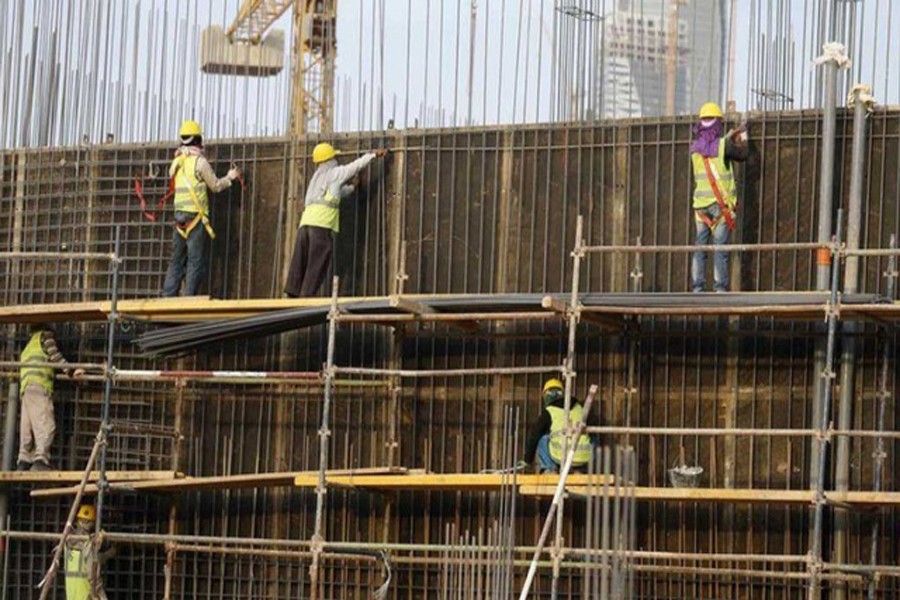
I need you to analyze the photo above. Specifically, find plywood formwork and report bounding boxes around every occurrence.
[1,111,899,598]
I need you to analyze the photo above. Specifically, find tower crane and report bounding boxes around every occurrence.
[202,0,337,135]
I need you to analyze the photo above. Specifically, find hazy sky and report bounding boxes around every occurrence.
[3,0,899,147]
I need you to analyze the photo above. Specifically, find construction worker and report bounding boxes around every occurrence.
[162,120,241,297]
[65,505,114,600]
[284,143,389,297]
[18,324,83,471]
[522,379,599,473]
[690,102,748,292]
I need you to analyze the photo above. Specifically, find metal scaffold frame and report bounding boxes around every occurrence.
[2,225,900,597]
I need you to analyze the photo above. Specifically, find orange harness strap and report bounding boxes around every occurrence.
[701,156,736,231]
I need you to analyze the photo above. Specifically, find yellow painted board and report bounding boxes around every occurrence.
[294,473,612,490]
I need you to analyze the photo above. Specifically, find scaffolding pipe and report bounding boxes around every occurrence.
[833,83,871,600]
[868,235,895,600]
[580,241,828,254]
[582,425,900,439]
[94,226,121,538]
[309,276,340,600]
[809,46,843,567]
[0,251,114,261]
[0,383,18,561]
[809,212,843,600]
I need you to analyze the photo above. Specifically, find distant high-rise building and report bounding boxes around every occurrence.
[598,0,727,118]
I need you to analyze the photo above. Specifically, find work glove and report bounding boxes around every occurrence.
[375,148,389,159]
[515,460,530,472]
[227,168,241,181]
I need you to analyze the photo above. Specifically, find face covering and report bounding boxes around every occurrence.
[690,118,723,158]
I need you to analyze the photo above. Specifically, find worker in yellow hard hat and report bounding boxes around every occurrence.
[284,142,389,297]
[65,505,115,600]
[690,102,749,292]
[522,379,598,473]
[162,120,242,297]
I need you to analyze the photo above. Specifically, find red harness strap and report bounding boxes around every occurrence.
[134,175,175,222]
[701,156,736,231]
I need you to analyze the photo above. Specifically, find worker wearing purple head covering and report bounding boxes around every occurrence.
[690,102,749,292]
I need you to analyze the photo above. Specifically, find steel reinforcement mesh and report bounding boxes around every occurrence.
[0,111,898,598]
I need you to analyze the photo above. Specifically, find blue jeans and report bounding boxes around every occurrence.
[163,211,208,296]
[691,204,731,292]
[536,435,559,472]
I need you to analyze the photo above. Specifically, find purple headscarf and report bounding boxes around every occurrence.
[690,119,723,158]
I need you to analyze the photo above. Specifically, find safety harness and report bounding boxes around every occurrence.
[697,156,736,231]
[171,155,216,240]
[134,156,244,238]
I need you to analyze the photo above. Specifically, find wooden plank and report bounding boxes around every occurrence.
[30,467,408,498]
[294,473,612,491]
[1,471,178,483]
[517,485,900,506]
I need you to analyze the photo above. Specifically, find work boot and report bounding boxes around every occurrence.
[30,460,53,472]
[16,460,32,471]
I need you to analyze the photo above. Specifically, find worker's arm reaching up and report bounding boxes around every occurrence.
[41,330,84,379]
[195,156,237,194]
[724,127,749,167]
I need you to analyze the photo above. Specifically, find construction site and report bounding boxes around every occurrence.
[1,0,900,598]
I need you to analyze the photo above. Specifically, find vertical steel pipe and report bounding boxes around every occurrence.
[832,84,871,600]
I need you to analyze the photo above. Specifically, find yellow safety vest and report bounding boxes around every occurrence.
[546,405,593,465]
[65,545,91,600]
[20,332,53,394]
[299,188,342,233]
[170,155,215,239]
[691,138,736,210]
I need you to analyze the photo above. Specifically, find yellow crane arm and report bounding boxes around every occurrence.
[227,0,297,43]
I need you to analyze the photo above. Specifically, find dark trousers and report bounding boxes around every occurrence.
[162,211,208,297]
[285,225,333,297]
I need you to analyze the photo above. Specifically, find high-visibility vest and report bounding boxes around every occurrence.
[546,404,593,465]
[172,155,210,215]
[300,188,342,233]
[691,138,736,210]
[65,545,91,600]
[20,332,53,394]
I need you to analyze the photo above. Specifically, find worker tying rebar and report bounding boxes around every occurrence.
[284,143,389,297]
[162,120,242,297]
[17,324,84,471]
[690,102,749,293]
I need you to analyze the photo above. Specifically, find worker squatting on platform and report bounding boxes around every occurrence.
[162,120,241,297]
[522,379,600,474]
[284,143,389,298]
[690,102,749,292]
[17,324,84,471]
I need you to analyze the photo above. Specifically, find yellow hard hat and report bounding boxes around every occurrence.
[76,505,96,522]
[179,120,202,137]
[312,142,340,164]
[698,102,724,119]
[542,378,564,395]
